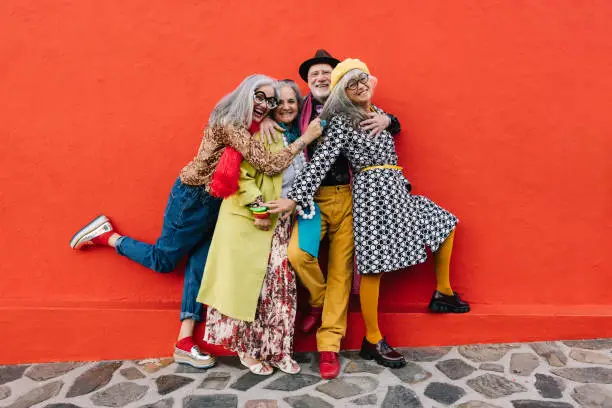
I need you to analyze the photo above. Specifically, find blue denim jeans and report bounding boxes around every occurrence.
[115,177,221,322]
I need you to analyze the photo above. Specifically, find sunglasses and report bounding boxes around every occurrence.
[253,91,278,109]
[346,73,370,91]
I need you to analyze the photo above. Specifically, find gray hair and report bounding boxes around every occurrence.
[273,79,304,124]
[319,69,369,127]
[208,74,276,128]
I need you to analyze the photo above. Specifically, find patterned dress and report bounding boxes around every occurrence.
[204,217,296,363]
[287,111,458,275]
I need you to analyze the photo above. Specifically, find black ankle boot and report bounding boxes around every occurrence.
[428,290,470,313]
[359,337,406,368]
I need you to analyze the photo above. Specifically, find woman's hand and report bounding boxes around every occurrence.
[265,198,297,220]
[259,117,283,144]
[301,118,323,145]
[360,112,390,138]
[254,217,271,231]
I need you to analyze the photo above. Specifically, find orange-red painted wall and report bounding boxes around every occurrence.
[2,0,612,364]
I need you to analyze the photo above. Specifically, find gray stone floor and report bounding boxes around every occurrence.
[2,339,612,408]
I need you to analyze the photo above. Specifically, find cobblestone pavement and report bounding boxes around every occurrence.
[2,339,612,408]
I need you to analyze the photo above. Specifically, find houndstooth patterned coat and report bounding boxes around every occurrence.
[287,110,458,275]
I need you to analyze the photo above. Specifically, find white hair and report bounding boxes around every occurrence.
[208,74,276,128]
[319,69,369,127]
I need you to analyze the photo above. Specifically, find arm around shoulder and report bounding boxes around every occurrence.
[223,125,298,177]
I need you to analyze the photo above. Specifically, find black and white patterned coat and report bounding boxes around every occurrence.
[287,110,458,275]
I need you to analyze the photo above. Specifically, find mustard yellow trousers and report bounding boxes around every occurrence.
[288,185,354,352]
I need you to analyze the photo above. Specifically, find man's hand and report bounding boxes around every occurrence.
[259,117,284,144]
[265,198,297,220]
[302,118,323,144]
[360,112,390,138]
[254,217,271,231]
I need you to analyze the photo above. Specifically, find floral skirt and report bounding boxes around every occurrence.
[203,217,297,363]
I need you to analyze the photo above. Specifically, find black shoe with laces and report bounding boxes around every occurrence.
[359,337,406,368]
[428,290,470,313]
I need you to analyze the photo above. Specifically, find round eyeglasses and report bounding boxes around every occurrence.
[253,91,278,109]
[346,73,369,91]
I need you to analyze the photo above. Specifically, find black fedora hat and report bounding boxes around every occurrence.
[298,49,340,82]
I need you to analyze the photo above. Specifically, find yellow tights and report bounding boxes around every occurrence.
[360,273,383,344]
[359,229,457,343]
[434,229,455,296]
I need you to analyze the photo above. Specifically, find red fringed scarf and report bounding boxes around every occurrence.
[209,121,260,198]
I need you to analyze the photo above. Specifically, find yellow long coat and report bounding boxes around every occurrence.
[196,133,284,322]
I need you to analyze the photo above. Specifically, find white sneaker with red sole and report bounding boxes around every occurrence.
[70,215,114,249]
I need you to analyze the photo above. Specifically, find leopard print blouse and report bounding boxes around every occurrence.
[180,124,303,191]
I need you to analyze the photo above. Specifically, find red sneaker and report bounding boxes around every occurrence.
[301,306,323,333]
[70,215,115,249]
[319,351,340,379]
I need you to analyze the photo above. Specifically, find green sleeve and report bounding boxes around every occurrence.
[236,160,262,207]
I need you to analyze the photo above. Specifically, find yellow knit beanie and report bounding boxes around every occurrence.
[330,58,370,90]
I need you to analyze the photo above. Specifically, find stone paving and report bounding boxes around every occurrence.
[2,339,612,408]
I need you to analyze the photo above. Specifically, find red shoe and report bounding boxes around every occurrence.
[301,306,323,333]
[70,215,115,249]
[319,351,340,379]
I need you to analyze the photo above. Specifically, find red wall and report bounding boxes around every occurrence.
[2,0,612,364]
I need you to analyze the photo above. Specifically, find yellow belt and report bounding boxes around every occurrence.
[360,165,403,172]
